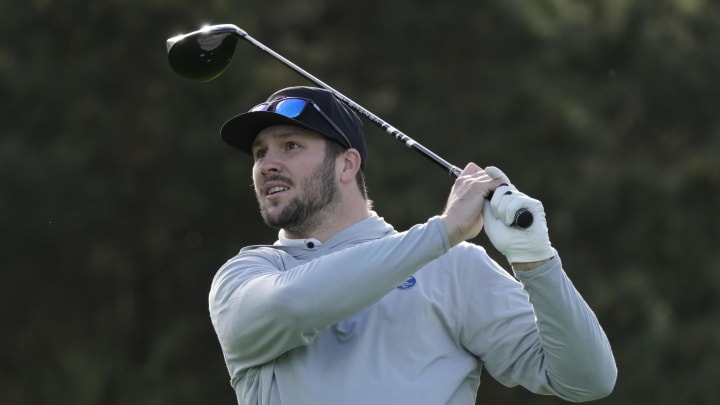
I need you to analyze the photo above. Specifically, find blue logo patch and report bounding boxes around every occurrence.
[396,276,417,290]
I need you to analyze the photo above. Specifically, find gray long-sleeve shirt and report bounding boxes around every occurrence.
[209,214,616,404]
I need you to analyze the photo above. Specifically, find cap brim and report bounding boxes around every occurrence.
[220,111,323,154]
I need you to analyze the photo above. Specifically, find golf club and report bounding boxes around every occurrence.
[166,24,533,229]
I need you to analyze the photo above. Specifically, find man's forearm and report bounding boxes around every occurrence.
[514,255,617,401]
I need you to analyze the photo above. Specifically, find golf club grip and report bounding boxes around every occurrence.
[479,187,534,230]
[511,208,534,229]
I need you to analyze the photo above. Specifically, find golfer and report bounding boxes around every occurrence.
[209,86,617,404]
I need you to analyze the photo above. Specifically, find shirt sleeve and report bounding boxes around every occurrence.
[458,247,616,402]
[209,216,451,374]
[512,252,617,401]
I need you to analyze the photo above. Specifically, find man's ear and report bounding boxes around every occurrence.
[339,148,362,183]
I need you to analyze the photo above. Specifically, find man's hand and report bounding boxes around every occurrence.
[482,166,554,269]
[441,163,506,246]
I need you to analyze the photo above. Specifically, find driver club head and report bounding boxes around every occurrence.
[166,24,244,82]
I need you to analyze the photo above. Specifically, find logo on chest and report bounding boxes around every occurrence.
[396,276,417,290]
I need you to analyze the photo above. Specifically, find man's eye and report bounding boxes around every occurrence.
[285,142,300,150]
[254,149,266,159]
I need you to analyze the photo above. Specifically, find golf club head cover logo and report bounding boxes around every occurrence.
[396,276,417,290]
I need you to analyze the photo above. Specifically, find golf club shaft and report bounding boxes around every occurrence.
[234,29,463,177]
[211,25,532,228]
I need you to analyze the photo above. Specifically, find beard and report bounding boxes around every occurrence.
[258,153,340,236]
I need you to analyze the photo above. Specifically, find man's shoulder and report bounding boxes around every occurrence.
[420,241,512,280]
[238,244,283,255]
[443,241,491,263]
[217,244,295,273]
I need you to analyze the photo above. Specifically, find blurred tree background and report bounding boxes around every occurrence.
[2,0,719,403]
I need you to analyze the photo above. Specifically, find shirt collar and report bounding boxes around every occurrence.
[275,230,322,250]
[272,211,391,251]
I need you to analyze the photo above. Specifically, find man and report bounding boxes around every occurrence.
[209,86,617,404]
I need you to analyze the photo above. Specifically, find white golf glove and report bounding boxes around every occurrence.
[482,166,554,264]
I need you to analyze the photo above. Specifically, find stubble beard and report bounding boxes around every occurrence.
[259,154,339,236]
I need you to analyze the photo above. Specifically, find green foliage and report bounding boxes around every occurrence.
[2,0,719,404]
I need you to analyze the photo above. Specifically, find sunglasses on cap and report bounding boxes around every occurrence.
[250,97,352,148]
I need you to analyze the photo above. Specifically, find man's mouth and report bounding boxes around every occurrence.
[267,186,289,196]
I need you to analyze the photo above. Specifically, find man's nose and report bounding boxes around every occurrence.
[257,150,283,174]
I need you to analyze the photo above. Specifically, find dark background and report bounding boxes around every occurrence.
[2,0,719,404]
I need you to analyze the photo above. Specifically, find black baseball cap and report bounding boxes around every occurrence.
[221,86,367,167]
